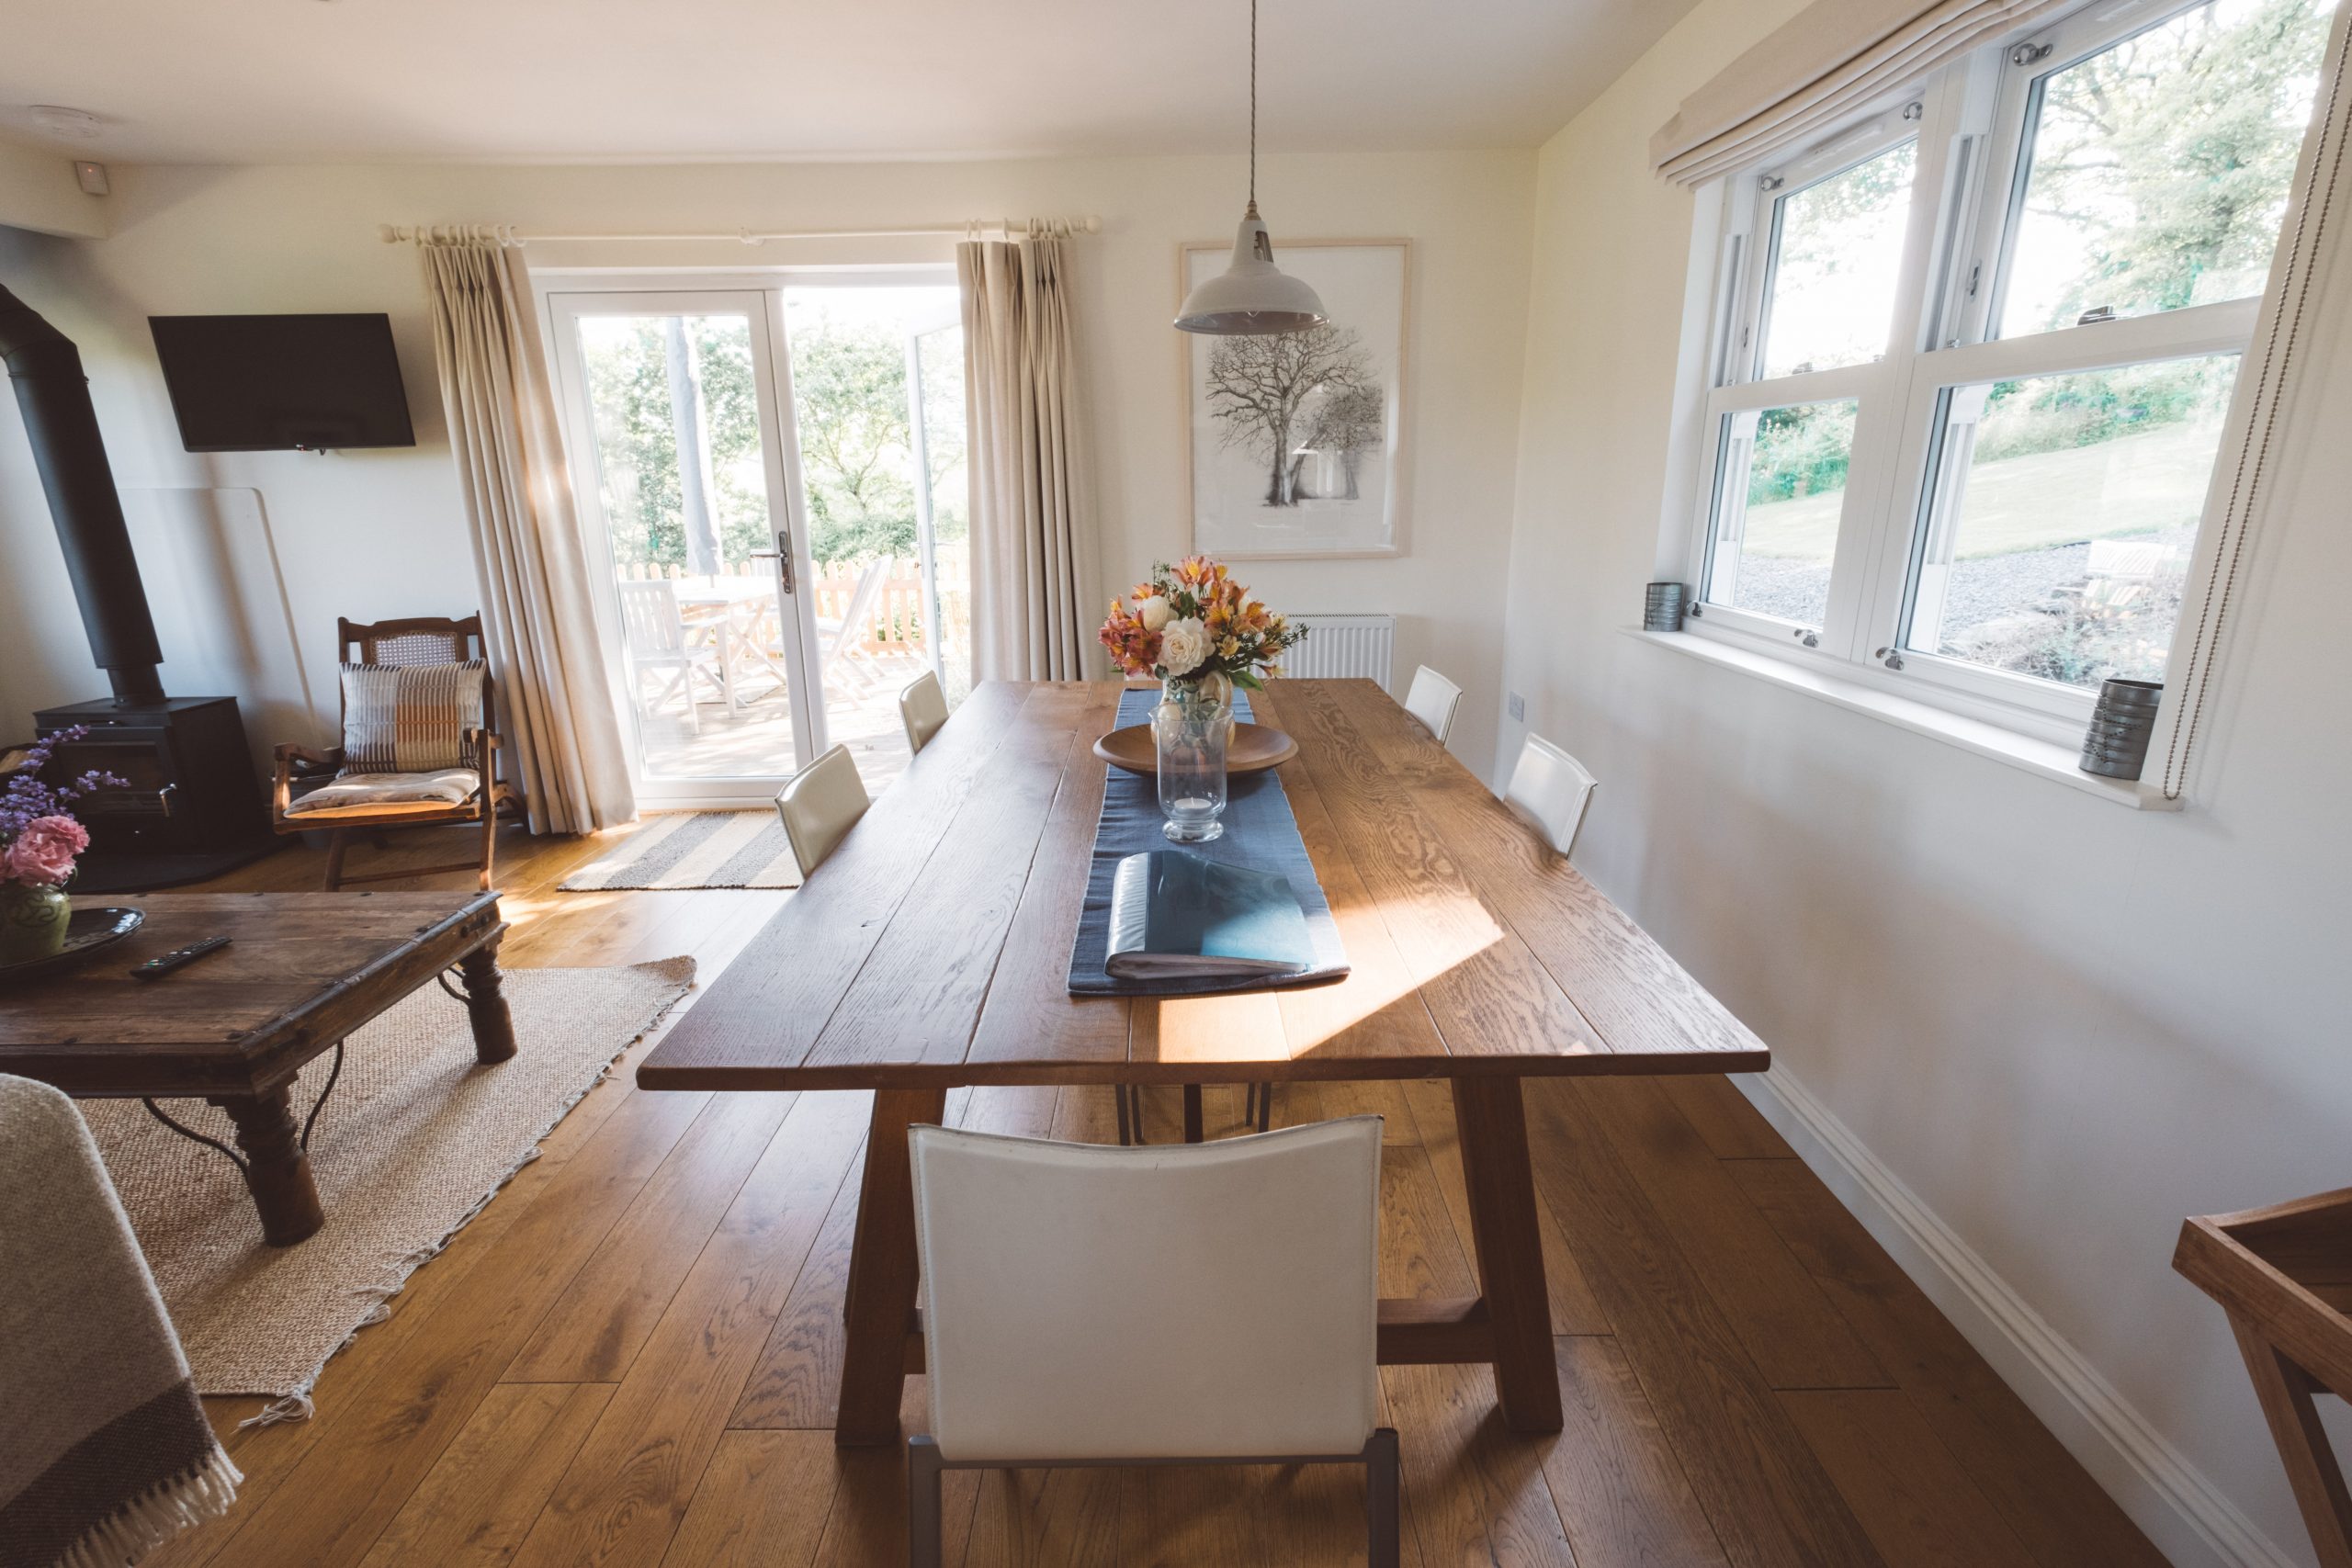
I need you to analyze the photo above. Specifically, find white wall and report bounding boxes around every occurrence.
[0,150,1532,774]
[0,139,108,237]
[1496,3,2352,1564]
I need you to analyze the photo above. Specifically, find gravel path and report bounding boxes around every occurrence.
[1726,533,2186,635]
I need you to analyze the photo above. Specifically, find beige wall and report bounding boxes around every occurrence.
[1497,3,2352,1563]
[0,150,1533,774]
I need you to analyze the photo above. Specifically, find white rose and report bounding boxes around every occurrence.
[1159,616,1211,677]
[1136,596,1173,632]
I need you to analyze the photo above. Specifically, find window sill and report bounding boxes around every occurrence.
[1618,627,2181,811]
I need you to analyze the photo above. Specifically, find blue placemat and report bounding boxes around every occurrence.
[1068,687,1350,997]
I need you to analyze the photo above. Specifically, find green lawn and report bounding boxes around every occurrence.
[1743,422,2223,561]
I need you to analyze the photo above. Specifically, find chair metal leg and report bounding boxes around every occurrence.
[1366,1427,1401,1568]
[907,1436,944,1568]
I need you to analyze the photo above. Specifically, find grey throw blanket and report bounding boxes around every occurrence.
[0,1076,240,1568]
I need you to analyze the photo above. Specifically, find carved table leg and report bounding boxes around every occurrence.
[209,1087,325,1247]
[460,937,517,1065]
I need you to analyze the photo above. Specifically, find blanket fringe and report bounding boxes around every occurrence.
[53,1442,242,1568]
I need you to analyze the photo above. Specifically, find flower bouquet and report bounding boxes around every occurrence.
[1099,558,1306,841]
[2,728,123,964]
[1098,556,1306,693]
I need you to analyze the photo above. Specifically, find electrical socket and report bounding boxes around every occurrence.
[1507,692,1525,721]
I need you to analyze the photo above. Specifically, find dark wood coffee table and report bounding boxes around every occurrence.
[0,890,513,1245]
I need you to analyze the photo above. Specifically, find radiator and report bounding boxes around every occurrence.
[1279,614,1396,688]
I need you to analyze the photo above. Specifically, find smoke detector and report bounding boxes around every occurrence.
[28,106,106,141]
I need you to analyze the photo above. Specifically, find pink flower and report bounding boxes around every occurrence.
[6,815,89,886]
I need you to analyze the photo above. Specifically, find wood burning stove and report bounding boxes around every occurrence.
[3,284,277,890]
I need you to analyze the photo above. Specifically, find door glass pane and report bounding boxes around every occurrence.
[1705,399,1859,627]
[1997,0,2336,337]
[1905,354,2238,688]
[574,311,800,782]
[783,285,966,793]
[1758,140,1917,378]
[915,322,973,705]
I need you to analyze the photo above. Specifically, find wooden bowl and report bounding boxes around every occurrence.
[1093,723,1298,776]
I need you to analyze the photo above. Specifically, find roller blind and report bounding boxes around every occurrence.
[1651,0,2077,184]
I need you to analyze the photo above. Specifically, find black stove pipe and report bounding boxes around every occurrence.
[0,282,164,705]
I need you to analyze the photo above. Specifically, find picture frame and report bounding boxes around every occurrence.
[1178,238,1411,559]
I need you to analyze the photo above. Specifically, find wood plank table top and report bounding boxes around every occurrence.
[0,890,506,1099]
[638,679,1769,1092]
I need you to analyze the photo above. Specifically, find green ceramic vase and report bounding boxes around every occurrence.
[0,881,70,965]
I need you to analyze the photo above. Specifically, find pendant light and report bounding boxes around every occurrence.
[1174,0,1329,335]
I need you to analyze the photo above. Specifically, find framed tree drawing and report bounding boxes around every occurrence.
[1180,238,1410,558]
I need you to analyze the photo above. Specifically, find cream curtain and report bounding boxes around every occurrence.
[420,242,636,833]
[957,232,1097,682]
[1653,0,2077,184]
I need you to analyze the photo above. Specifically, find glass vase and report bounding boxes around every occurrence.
[1155,671,1233,843]
[0,882,70,966]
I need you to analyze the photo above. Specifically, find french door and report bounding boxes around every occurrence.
[547,273,970,808]
[548,289,824,807]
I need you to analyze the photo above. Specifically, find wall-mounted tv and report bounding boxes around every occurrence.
[149,313,416,452]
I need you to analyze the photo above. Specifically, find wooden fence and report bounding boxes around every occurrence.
[622,550,969,659]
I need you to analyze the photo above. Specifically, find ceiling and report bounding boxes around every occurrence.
[0,0,1697,166]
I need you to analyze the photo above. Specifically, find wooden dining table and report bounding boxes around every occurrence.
[636,678,1770,1445]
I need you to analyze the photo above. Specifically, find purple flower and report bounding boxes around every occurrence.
[2,728,128,858]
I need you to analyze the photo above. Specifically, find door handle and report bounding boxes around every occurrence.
[750,528,797,595]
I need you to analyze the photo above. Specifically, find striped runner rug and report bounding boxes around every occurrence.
[560,810,802,891]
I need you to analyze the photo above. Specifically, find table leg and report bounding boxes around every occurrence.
[209,1087,325,1247]
[1451,1076,1564,1432]
[460,938,517,1065]
[837,1086,946,1446]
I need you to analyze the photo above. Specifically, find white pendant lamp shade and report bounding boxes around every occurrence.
[1173,0,1327,336]
[1176,203,1328,335]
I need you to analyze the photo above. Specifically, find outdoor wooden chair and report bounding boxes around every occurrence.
[271,615,521,891]
[2176,1188,2352,1568]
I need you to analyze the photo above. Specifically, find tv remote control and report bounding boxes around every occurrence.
[130,936,232,980]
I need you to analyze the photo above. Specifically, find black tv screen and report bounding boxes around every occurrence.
[149,313,416,452]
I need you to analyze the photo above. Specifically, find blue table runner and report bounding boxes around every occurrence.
[1067,687,1350,997]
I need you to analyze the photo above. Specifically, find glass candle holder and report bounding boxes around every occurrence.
[1154,672,1233,842]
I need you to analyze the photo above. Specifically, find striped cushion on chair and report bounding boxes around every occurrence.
[339,660,487,773]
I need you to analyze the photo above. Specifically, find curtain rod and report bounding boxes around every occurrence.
[377,217,1102,246]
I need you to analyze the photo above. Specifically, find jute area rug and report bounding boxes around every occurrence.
[79,958,694,1419]
[560,811,802,891]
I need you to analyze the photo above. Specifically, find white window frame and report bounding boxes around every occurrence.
[1677,0,2301,749]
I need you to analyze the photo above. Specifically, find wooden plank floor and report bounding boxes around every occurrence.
[138,824,2170,1568]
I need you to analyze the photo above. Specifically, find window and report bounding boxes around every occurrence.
[1686,0,2335,739]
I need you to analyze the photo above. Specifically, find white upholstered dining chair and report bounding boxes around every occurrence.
[774,743,869,878]
[1401,664,1463,747]
[905,1117,1399,1567]
[1504,732,1598,857]
[899,671,950,756]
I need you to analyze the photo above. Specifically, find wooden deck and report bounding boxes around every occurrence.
[137,825,2167,1568]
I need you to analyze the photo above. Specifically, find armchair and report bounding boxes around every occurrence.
[271,615,522,890]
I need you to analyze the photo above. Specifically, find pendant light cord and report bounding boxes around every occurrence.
[1249,0,1259,209]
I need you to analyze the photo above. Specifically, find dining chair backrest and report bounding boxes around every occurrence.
[910,1117,1384,1463]
[617,580,688,658]
[1402,665,1463,747]
[826,558,893,663]
[899,671,951,755]
[775,744,869,877]
[1504,732,1598,857]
